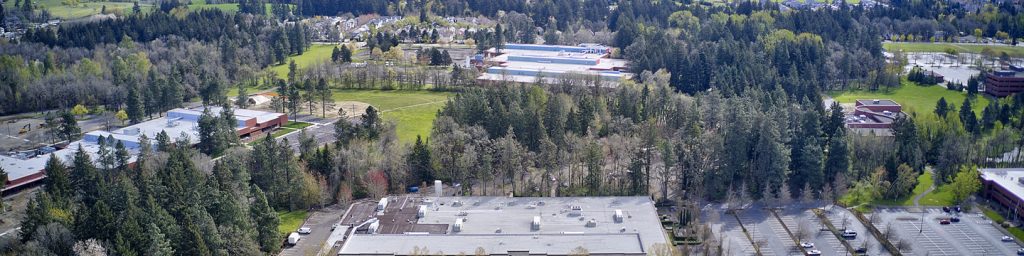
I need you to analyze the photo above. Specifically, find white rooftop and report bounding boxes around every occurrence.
[339,196,668,255]
[981,168,1024,200]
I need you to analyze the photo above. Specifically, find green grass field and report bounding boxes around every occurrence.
[332,89,452,143]
[869,171,933,206]
[829,80,989,116]
[276,210,309,236]
[884,42,1024,58]
[4,0,153,19]
[268,44,339,80]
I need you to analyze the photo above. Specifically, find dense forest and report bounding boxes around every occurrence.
[2,0,1024,254]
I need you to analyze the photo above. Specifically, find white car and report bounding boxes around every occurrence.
[807,249,822,255]
[1003,236,1014,242]
[800,242,814,248]
[298,227,312,234]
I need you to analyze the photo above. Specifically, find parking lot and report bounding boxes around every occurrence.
[703,202,892,256]
[279,205,348,256]
[872,207,1022,255]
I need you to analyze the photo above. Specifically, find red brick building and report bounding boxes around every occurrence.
[985,70,1024,97]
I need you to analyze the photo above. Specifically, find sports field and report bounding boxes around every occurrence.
[268,44,339,80]
[884,42,1024,57]
[4,0,153,19]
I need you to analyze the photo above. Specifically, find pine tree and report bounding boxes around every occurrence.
[824,128,850,185]
[959,99,978,134]
[935,97,950,118]
[43,155,71,203]
[146,223,174,256]
[235,83,250,109]
[317,78,332,118]
[197,108,221,155]
[126,80,145,124]
[408,135,433,183]
[331,46,341,62]
[58,111,81,141]
[340,45,353,62]
[250,185,281,254]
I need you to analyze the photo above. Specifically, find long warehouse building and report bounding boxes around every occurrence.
[338,196,670,256]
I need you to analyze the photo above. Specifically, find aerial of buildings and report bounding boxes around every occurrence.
[980,168,1024,221]
[844,99,905,136]
[473,43,632,86]
[337,194,669,255]
[985,69,1024,97]
[0,107,286,193]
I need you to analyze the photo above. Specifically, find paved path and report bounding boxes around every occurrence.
[912,169,936,207]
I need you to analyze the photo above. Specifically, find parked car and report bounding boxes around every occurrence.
[807,249,822,255]
[1016,248,1024,255]
[855,247,868,253]
[298,227,312,234]
[1003,236,1014,242]
[800,242,814,248]
[942,206,951,212]
[939,219,951,225]
[841,229,857,238]
[331,223,339,231]
[950,216,960,223]
[954,205,962,212]
[287,232,300,246]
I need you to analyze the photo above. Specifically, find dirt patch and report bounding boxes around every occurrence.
[332,101,371,118]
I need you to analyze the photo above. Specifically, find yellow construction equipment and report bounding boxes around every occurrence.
[18,124,30,134]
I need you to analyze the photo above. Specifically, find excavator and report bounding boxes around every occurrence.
[18,124,30,135]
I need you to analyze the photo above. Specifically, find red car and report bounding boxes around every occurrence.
[939,219,951,225]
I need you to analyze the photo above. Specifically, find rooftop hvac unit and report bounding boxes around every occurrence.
[1018,178,1024,186]
[569,205,583,216]
[873,99,880,104]
[586,219,597,227]
[532,216,541,231]
[452,200,463,207]
[453,218,463,232]
[614,209,624,223]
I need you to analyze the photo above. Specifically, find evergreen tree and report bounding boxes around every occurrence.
[331,46,341,62]
[146,223,174,256]
[58,111,81,141]
[408,135,433,183]
[340,45,353,62]
[360,106,381,139]
[935,97,950,118]
[126,80,145,124]
[317,78,332,118]
[250,185,281,254]
[981,100,999,131]
[20,192,54,241]
[334,118,357,148]
[235,83,250,109]
[824,127,850,185]
[155,131,171,152]
[43,155,71,203]
[959,99,978,134]
[197,108,222,155]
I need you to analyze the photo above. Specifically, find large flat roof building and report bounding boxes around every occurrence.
[980,168,1024,221]
[845,99,905,136]
[985,70,1024,97]
[1,107,285,192]
[338,196,669,256]
[475,43,633,86]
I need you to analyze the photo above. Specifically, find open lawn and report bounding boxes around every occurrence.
[829,80,989,115]
[869,171,935,206]
[277,210,309,236]
[5,0,153,19]
[268,44,339,80]
[282,121,313,129]
[884,42,1024,58]
[332,89,452,143]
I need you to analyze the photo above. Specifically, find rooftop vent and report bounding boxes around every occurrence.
[614,209,624,223]
[569,205,583,217]
[586,219,597,227]
[452,200,463,207]
[532,216,541,231]
[873,99,880,104]
[417,205,426,218]
[453,218,464,232]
